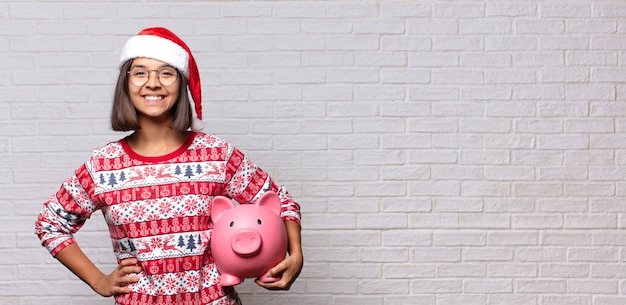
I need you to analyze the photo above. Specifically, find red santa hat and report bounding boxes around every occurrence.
[119,27,204,131]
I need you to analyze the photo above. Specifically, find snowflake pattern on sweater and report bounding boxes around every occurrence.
[35,132,301,305]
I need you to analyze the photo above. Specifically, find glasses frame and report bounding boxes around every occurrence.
[126,66,180,87]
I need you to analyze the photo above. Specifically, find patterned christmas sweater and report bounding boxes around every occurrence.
[35,131,301,305]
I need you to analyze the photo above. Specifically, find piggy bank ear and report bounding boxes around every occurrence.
[256,191,281,216]
[211,196,237,222]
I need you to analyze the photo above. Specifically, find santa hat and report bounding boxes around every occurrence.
[119,27,204,131]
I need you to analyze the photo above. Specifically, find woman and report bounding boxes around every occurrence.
[35,27,302,305]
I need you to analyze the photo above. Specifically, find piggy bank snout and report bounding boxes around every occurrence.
[231,229,262,257]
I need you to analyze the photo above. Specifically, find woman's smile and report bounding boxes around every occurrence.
[142,95,166,104]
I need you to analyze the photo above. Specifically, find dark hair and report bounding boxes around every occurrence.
[111,59,193,132]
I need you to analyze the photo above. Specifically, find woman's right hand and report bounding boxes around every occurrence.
[91,258,142,297]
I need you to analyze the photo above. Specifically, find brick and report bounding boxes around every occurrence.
[491,295,541,305]
[302,20,351,34]
[434,231,485,246]
[513,215,564,229]
[328,135,379,150]
[432,70,483,84]
[485,102,536,118]
[541,36,591,50]
[465,279,512,293]
[302,119,351,133]
[381,134,431,149]
[431,166,481,180]
[327,35,379,51]
[437,295,486,305]
[595,297,626,305]
[459,213,511,229]
[327,2,378,18]
[329,68,379,83]
[354,150,405,165]
[274,2,326,18]
[539,167,588,181]
[486,3,537,17]
[516,20,564,34]
[484,167,535,181]
[383,230,430,247]
[355,52,407,67]
[516,279,566,293]
[381,2,430,18]
[303,230,378,247]
[354,19,405,35]
[459,150,510,165]
[460,20,512,34]
[437,263,485,277]
[381,36,431,51]
[462,86,512,100]
[567,20,617,33]
[569,280,618,294]
[330,263,380,278]
[594,3,626,17]
[9,3,63,19]
[357,210,407,229]
[381,198,431,213]
[541,3,591,18]
[360,247,408,263]
[434,3,484,18]
[302,51,354,66]
[514,52,564,66]
[569,247,618,262]
[487,262,538,278]
[543,233,593,249]
[409,181,460,196]
[486,70,535,84]
[384,263,435,278]
[407,20,458,34]
[540,263,588,278]
[486,36,538,51]
[412,279,463,293]
[409,86,459,101]
[410,214,459,229]
[353,118,405,133]
[433,36,483,51]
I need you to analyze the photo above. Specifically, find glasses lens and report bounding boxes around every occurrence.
[158,67,178,86]
[128,67,149,87]
[128,67,178,87]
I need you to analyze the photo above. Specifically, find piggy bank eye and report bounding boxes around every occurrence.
[229,221,234,227]
[257,219,262,225]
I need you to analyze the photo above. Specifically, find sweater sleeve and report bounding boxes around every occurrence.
[223,144,301,226]
[34,164,98,256]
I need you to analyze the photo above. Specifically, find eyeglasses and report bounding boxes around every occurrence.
[127,66,179,87]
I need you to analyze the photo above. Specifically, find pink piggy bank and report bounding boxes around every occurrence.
[210,191,288,286]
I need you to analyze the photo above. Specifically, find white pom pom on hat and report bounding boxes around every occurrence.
[119,27,204,131]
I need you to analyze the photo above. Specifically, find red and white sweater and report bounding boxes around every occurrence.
[35,132,301,305]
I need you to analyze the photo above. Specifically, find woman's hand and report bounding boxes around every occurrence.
[255,220,303,290]
[91,258,142,297]
[255,250,303,290]
[55,244,142,297]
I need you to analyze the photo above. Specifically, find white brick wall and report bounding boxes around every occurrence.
[1,0,625,304]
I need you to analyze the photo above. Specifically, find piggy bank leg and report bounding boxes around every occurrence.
[258,274,281,283]
[220,274,243,286]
